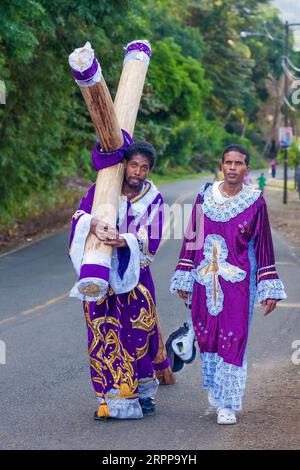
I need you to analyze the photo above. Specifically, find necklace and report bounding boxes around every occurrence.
[124,191,139,199]
[220,182,243,198]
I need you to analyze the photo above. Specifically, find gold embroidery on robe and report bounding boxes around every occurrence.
[136,331,155,360]
[85,282,158,397]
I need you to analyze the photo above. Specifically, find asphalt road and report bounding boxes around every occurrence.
[0,176,299,450]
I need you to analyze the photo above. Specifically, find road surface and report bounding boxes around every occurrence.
[0,177,299,450]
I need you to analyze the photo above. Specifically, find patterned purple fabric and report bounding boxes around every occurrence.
[125,41,151,58]
[92,129,133,171]
[84,269,159,402]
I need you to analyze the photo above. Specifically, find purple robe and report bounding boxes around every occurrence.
[69,180,165,419]
[171,182,286,410]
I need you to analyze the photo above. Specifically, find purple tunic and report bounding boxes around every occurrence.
[171,184,286,368]
[69,180,165,419]
[170,182,286,411]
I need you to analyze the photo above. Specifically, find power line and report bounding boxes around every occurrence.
[283,96,296,112]
[285,55,300,73]
[281,59,299,82]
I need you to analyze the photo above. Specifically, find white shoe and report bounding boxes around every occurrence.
[171,316,195,363]
[217,407,237,425]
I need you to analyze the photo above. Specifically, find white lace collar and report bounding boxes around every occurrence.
[119,180,160,226]
[213,181,227,204]
[131,180,160,221]
[201,182,261,222]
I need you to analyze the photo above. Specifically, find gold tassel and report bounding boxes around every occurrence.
[97,399,110,418]
[120,383,131,398]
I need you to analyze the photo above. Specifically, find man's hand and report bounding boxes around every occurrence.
[90,217,118,241]
[177,290,188,300]
[261,298,277,316]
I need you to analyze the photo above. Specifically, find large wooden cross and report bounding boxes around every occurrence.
[69,41,175,385]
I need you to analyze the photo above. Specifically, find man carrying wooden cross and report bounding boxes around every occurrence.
[68,41,173,420]
[69,140,165,420]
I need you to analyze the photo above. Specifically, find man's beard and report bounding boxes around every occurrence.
[124,175,144,190]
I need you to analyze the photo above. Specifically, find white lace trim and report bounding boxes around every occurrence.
[257,279,287,303]
[179,258,195,264]
[98,390,143,419]
[69,213,94,275]
[257,264,276,273]
[200,184,261,222]
[138,378,159,399]
[69,278,109,302]
[170,269,195,294]
[131,181,160,224]
[118,181,160,228]
[201,352,247,411]
[192,234,246,316]
[109,234,140,294]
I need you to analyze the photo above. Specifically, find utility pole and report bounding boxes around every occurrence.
[282,21,300,204]
[242,22,300,204]
[283,21,289,205]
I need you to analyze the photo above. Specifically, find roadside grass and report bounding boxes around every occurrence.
[151,169,211,186]
[0,187,82,235]
[267,179,295,190]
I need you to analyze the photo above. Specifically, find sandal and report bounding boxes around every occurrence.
[217,407,237,425]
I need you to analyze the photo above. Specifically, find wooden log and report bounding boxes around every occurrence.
[69,41,152,299]
[69,42,124,298]
[80,82,124,281]
[114,41,150,134]
[80,81,123,151]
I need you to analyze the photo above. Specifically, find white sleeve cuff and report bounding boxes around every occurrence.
[170,269,195,294]
[69,213,94,275]
[257,279,287,303]
[109,233,140,294]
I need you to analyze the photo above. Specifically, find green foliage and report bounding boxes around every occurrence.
[0,0,286,225]
[277,140,300,167]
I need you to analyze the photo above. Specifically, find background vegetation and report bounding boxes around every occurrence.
[1,0,299,227]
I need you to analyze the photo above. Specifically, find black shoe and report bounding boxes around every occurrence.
[139,397,155,415]
[93,411,110,421]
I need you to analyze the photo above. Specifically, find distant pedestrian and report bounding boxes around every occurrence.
[270,160,277,178]
[257,172,267,194]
